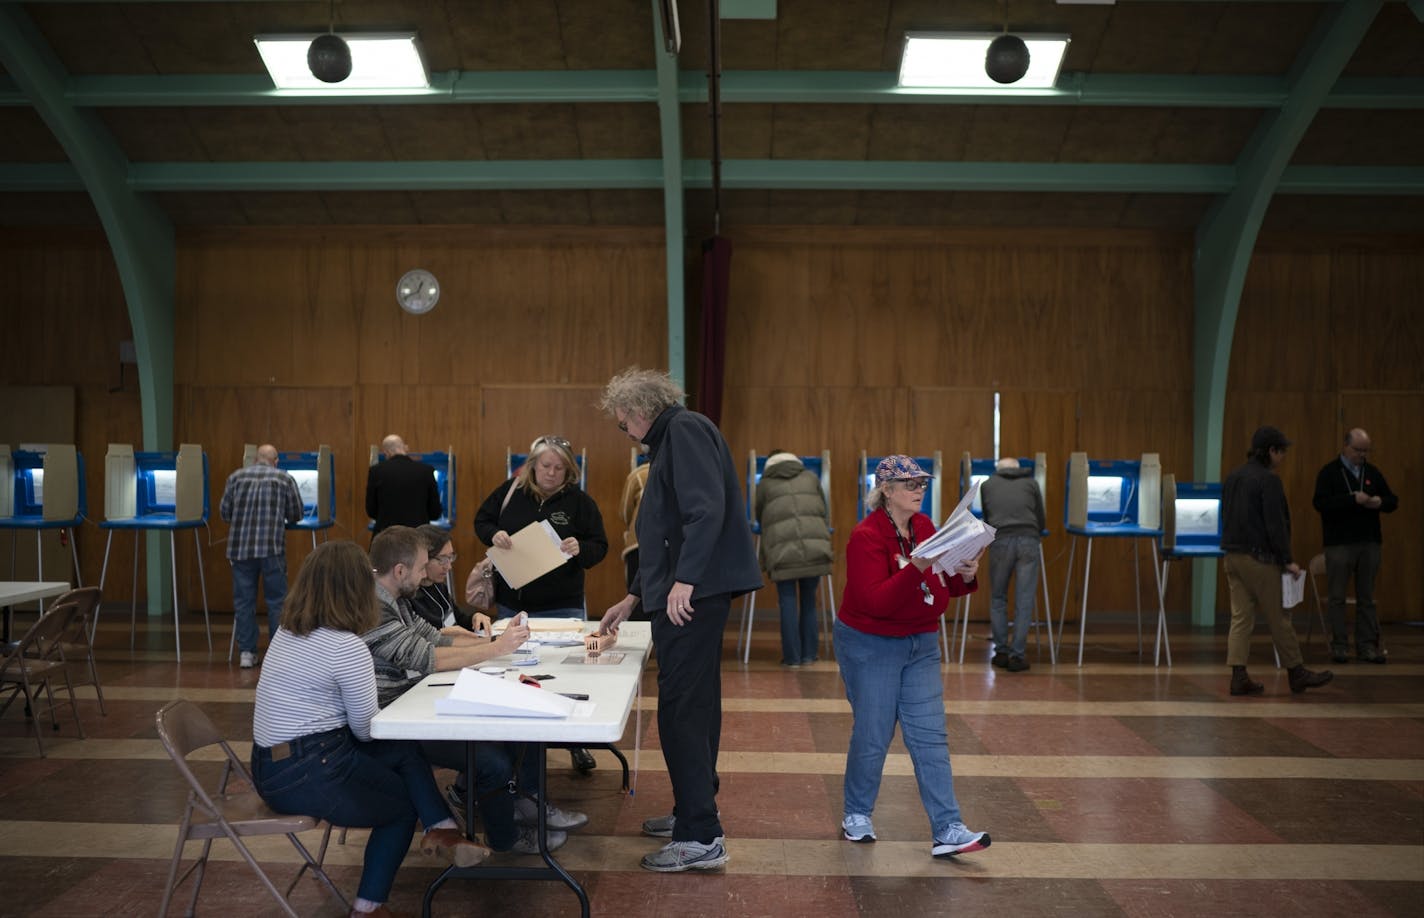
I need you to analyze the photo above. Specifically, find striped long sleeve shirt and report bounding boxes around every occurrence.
[252,627,378,747]
[362,581,454,708]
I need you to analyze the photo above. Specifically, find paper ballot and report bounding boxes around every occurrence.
[487,520,573,589]
[434,668,577,718]
[910,481,997,575]
[1282,570,1306,609]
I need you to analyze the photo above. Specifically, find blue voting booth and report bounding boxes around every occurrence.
[243,444,336,546]
[858,451,942,523]
[0,444,86,595]
[955,452,1055,665]
[737,450,835,665]
[1155,476,1224,668]
[1060,452,1168,666]
[368,446,456,530]
[98,443,212,662]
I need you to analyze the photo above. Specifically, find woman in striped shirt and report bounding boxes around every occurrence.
[251,540,489,918]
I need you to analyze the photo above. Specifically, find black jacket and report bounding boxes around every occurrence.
[366,455,442,535]
[631,405,762,610]
[474,480,608,613]
[1221,459,1293,567]
[1311,458,1398,546]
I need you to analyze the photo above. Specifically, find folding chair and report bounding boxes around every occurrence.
[155,700,347,918]
[54,586,106,714]
[0,601,85,757]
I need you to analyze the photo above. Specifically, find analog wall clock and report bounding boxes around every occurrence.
[396,269,440,314]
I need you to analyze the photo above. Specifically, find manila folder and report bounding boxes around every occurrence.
[487,520,570,589]
[434,668,576,718]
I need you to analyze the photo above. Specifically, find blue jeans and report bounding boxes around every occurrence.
[231,555,287,653]
[418,739,538,851]
[775,576,820,664]
[834,619,965,836]
[250,728,451,903]
[496,602,586,621]
[988,535,1040,657]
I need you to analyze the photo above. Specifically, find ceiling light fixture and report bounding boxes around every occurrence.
[898,32,1069,91]
[254,33,429,91]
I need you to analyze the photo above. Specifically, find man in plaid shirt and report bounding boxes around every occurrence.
[220,444,303,668]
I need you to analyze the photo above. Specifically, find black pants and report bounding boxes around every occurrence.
[651,592,730,844]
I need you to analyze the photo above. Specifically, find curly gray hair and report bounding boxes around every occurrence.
[598,367,685,421]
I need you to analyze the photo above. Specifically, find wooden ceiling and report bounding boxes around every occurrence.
[1,0,1421,230]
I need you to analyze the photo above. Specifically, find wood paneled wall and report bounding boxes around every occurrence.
[0,225,1418,626]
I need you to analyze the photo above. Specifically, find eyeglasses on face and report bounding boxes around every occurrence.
[898,478,930,492]
[433,553,457,566]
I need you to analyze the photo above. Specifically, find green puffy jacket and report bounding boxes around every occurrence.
[754,453,833,581]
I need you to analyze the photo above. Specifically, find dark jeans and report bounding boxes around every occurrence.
[775,576,820,664]
[651,592,730,844]
[419,739,537,851]
[250,728,449,903]
[1325,542,1382,652]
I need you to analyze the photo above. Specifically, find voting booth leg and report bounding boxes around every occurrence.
[1132,541,1144,659]
[737,535,760,665]
[957,595,971,664]
[1039,542,1056,665]
[1057,537,1078,656]
[1150,541,1171,667]
[66,527,82,588]
[1076,538,1094,667]
[820,572,837,661]
[169,532,183,663]
[129,533,140,651]
[193,530,212,652]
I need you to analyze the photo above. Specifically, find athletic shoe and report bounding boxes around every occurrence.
[640,837,728,872]
[513,796,588,831]
[1004,655,1030,672]
[239,651,256,669]
[642,813,675,838]
[990,651,1010,668]
[931,822,990,858]
[506,824,567,855]
[842,813,877,843]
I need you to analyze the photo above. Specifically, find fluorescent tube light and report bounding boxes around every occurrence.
[899,32,1070,90]
[254,33,429,91]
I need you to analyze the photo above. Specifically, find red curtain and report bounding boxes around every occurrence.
[697,235,732,425]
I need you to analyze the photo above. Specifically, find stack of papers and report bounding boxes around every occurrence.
[910,481,997,576]
[487,521,573,589]
[519,632,586,648]
[434,668,576,718]
[1282,571,1305,609]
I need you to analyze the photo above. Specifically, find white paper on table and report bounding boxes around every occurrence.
[911,480,997,574]
[433,668,576,718]
[1282,570,1306,609]
[487,521,572,589]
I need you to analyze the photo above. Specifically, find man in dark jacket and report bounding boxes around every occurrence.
[1312,428,1399,664]
[365,434,443,535]
[980,457,1046,672]
[596,368,761,873]
[1220,426,1332,697]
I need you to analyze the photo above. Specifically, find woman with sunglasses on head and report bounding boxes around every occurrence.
[474,435,609,773]
[410,524,491,634]
[836,456,990,862]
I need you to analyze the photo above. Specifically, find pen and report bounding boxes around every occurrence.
[429,682,454,687]
[557,692,590,701]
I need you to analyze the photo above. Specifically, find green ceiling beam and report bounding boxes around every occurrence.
[2,72,1422,109]
[652,0,686,387]
[1189,0,1382,629]
[3,160,1421,195]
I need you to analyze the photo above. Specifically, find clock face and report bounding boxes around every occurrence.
[396,269,440,314]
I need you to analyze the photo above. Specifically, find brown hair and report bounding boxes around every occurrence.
[283,540,379,636]
[370,525,423,575]
[416,523,452,557]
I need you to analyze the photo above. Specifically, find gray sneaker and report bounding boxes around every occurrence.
[931,822,989,858]
[505,824,567,855]
[640,837,728,872]
[513,796,588,831]
[641,813,675,838]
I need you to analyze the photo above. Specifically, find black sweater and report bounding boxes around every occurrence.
[1311,458,1398,545]
[474,480,608,613]
[1221,460,1293,566]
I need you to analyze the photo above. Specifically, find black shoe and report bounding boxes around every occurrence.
[1288,665,1334,694]
[1331,650,1350,664]
[1004,655,1030,673]
[570,747,597,773]
[991,651,1010,668]
[1357,646,1387,665]
[1229,668,1264,696]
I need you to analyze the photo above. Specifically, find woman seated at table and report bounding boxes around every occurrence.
[251,541,489,918]
[410,524,489,634]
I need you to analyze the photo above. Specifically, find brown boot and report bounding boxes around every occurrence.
[421,827,492,867]
[1288,665,1333,694]
[1229,666,1263,696]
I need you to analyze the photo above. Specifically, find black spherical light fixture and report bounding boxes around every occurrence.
[985,34,1030,84]
[307,33,352,83]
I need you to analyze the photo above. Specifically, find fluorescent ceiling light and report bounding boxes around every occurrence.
[899,32,1070,90]
[254,33,429,91]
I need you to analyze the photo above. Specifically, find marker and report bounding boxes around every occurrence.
[558,693,590,701]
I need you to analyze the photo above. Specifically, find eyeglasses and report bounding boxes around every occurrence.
[533,435,572,451]
[898,478,930,492]
[433,553,457,566]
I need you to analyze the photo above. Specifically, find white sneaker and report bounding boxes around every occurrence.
[513,796,588,831]
[842,813,876,842]
[239,651,257,669]
[931,822,989,858]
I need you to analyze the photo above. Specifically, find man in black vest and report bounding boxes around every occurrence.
[1312,428,1399,664]
[366,434,442,535]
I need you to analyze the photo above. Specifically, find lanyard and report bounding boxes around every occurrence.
[886,509,934,604]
